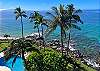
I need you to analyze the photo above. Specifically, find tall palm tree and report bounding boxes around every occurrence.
[66,4,83,49]
[5,39,39,67]
[45,4,69,55]
[14,7,27,62]
[46,4,83,55]
[29,11,41,37]
[29,11,48,46]
[14,7,27,38]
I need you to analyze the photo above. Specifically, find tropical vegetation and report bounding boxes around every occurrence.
[29,11,48,46]
[26,48,96,71]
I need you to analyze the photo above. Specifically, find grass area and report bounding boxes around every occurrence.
[0,40,10,52]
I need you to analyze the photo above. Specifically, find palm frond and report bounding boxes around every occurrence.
[22,11,26,14]
[72,15,83,24]
[51,6,59,15]
[74,9,82,14]
[14,7,27,20]
[71,24,81,30]
[15,15,20,20]
[15,7,21,13]
[45,26,57,37]
[45,19,58,37]
[29,13,34,22]
[22,14,27,18]
[14,11,18,14]
[59,4,64,15]
[46,12,55,18]
[41,23,48,27]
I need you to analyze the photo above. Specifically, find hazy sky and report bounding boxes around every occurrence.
[0,0,100,10]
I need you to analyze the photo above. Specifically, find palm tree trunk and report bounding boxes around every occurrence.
[41,25,44,43]
[22,49,27,68]
[41,25,45,50]
[61,26,63,56]
[37,26,41,49]
[21,16,25,64]
[37,27,40,38]
[22,49,25,60]
[68,32,70,49]
[68,18,71,50]
[21,16,24,38]
[41,25,43,37]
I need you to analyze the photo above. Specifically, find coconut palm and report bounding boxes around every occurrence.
[14,7,27,38]
[45,4,69,55]
[29,11,41,37]
[66,4,83,48]
[14,7,27,63]
[46,4,83,55]
[29,11,48,46]
[5,39,39,67]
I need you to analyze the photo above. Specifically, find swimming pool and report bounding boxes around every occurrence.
[6,57,25,71]
[0,56,25,71]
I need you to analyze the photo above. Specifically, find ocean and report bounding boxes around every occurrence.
[0,10,100,40]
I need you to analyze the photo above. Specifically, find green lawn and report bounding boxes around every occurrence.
[0,40,10,52]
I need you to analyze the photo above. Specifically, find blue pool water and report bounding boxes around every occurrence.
[0,57,5,66]
[0,56,24,71]
[6,57,25,71]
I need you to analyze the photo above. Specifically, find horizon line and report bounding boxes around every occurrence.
[0,8,100,11]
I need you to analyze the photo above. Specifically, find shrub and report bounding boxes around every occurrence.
[26,48,94,71]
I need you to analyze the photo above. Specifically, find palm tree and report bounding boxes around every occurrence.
[45,4,69,55]
[46,4,83,55]
[29,11,48,46]
[14,7,27,38]
[14,7,27,63]
[29,11,41,37]
[5,39,39,67]
[66,4,83,49]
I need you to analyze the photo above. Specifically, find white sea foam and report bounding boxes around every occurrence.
[0,36,16,40]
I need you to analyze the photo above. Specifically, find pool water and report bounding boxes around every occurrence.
[0,57,5,66]
[6,57,25,71]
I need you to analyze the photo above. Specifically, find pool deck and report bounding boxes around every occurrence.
[0,66,11,71]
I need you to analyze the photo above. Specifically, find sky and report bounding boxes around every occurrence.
[0,0,100,11]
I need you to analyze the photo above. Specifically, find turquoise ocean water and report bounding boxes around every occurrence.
[0,9,100,51]
[0,10,100,41]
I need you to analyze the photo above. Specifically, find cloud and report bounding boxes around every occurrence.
[0,9,6,11]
